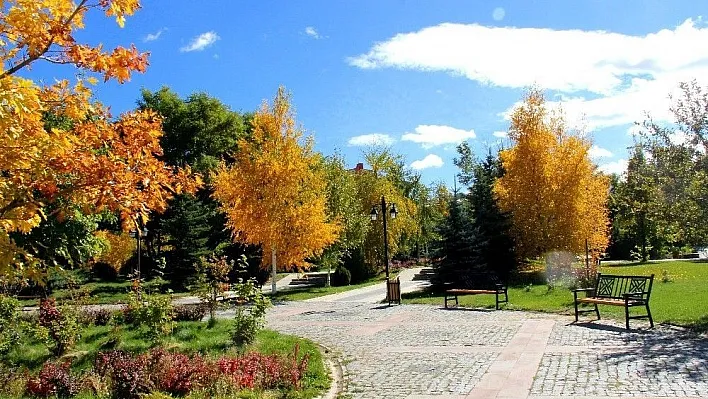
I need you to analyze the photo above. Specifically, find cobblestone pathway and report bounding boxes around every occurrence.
[266,301,708,399]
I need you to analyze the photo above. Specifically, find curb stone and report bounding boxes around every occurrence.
[315,343,347,399]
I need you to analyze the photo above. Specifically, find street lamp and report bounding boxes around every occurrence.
[369,196,397,281]
[129,227,149,281]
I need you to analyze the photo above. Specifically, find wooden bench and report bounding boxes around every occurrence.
[572,273,654,330]
[444,274,508,310]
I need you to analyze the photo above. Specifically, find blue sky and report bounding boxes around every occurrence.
[27,0,708,187]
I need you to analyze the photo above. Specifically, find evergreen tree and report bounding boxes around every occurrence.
[432,191,483,287]
[160,194,213,288]
[467,153,516,281]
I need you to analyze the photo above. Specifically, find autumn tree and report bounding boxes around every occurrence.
[137,87,253,285]
[212,87,340,292]
[494,89,609,260]
[0,0,199,281]
[317,153,370,285]
[353,149,418,279]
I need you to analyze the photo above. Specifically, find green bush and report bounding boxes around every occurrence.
[38,299,81,356]
[231,279,270,348]
[127,292,174,344]
[0,295,21,355]
[330,266,351,287]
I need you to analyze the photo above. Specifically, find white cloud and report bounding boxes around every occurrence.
[410,154,444,170]
[305,26,320,39]
[589,145,613,158]
[401,125,476,148]
[598,159,628,175]
[492,7,505,21]
[350,18,708,129]
[180,31,220,52]
[144,28,166,42]
[493,131,508,138]
[347,133,395,146]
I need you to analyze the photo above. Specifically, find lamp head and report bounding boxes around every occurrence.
[369,206,379,221]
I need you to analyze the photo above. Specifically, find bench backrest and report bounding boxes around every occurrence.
[457,273,504,290]
[593,273,654,300]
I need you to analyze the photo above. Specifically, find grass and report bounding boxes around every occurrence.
[18,278,189,307]
[267,274,387,301]
[4,319,329,398]
[404,260,708,331]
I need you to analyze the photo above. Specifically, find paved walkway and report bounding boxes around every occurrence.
[265,278,708,398]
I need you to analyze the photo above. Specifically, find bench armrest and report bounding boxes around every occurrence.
[572,287,595,301]
[571,288,595,293]
[622,291,650,299]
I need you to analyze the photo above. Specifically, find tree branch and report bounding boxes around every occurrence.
[0,0,90,80]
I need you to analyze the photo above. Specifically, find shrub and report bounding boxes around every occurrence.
[0,364,28,398]
[173,304,207,322]
[148,349,216,396]
[26,361,79,398]
[91,262,119,282]
[231,279,271,347]
[126,292,174,343]
[38,299,81,356]
[0,295,21,355]
[217,345,310,390]
[95,351,152,399]
[80,308,112,326]
[195,255,233,321]
[330,266,351,287]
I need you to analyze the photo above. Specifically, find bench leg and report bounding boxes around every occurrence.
[646,304,654,328]
[574,300,579,322]
[625,305,630,330]
[594,303,600,320]
[495,292,499,310]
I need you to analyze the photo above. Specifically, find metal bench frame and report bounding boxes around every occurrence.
[572,273,654,329]
[444,274,508,310]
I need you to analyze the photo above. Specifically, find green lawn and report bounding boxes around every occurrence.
[18,278,190,307]
[404,261,708,331]
[267,274,387,301]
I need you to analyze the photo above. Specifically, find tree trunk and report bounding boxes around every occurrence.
[271,246,277,294]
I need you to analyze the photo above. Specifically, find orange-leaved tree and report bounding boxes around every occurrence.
[212,87,341,289]
[0,0,200,281]
[493,88,609,260]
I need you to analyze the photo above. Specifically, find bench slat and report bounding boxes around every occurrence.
[446,289,499,295]
[573,273,654,330]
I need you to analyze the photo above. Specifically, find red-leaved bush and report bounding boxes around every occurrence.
[26,361,79,398]
[95,351,152,399]
[217,344,310,390]
[26,346,311,398]
[148,348,217,395]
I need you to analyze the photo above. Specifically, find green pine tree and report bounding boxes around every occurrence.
[161,194,213,288]
[432,191,484,287]
[468,153,516,281]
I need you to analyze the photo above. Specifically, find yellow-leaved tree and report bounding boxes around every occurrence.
[0,0,199,281]
[356,149,419,274]
[212,87,341,290]
[494,88,609,260]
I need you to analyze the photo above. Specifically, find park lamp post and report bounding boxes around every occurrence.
[369,196,398,281]
[129,227,149,281]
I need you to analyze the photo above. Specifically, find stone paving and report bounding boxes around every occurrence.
[265,300,708,399]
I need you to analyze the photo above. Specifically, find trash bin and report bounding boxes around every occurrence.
[387,277,401,305]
